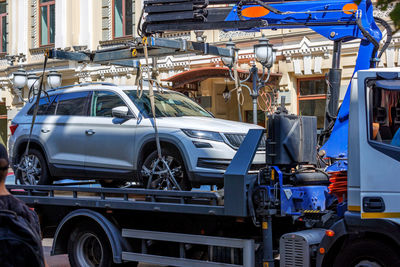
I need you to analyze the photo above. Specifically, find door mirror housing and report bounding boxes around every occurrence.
[112,106,130,118]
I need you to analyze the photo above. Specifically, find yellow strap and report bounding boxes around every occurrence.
[143,42,162,159]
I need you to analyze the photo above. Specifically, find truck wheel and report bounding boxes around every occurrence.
[15,148,52,185]
[140,148,191,191]
[68,224,114,267]
[333,238,400,267]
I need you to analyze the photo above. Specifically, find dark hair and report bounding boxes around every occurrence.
[0,144,9,164]
[0,144,9,182]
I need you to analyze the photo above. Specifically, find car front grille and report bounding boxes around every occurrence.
[197,158,265,171]
[223,133,266,150]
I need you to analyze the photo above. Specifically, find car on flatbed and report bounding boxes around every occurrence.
[9,83,265,189]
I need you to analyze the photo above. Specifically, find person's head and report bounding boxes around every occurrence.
[0,144,9,183]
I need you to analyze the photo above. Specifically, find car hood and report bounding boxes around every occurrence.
[155,116,264,133]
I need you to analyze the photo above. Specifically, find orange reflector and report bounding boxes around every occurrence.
[343,3,358,14]
[106,210,113,214]
[236,217,245,223]
[319,247,325,254]
[325,229,335,237]
[241,6,270,18]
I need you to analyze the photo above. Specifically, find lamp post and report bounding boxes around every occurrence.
[221,36,276,125]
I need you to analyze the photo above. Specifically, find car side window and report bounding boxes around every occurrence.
[91,91,127,117]
[27,95,58,115]
[56,91,90,116]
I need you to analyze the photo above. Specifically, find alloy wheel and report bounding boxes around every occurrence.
[17,154,42,185]
[142,155,184,190]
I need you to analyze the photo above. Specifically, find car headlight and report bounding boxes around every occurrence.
[182,129,224,142]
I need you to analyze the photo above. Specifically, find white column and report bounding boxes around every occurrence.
[10,0,17,55]
[79,0,93,48]
[55,0,68,48]
[293,58,302,75]
[303,55,312,75]
[314,56,322,74]
[19,0,29,55]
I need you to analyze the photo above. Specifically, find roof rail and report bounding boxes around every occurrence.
[48,82,117,92]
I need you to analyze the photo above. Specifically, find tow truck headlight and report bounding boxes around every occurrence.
[182,129,224,142]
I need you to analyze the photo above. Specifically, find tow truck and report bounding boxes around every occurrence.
[7,0,400,266]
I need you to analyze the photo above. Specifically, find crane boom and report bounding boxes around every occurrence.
[142,0,382,158]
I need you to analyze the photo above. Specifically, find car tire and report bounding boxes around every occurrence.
[332,238,400,267]
[68,224,138,267]
[140,148,191,191]
[15,148,52,185]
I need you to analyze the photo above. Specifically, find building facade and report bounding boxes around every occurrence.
[0,0,398,145]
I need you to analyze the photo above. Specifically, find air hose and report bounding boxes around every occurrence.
[374,16,393,60]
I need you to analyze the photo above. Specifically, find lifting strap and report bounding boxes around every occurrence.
[143,37,162,160]
[24,52,48,158]
[142,38,182,190]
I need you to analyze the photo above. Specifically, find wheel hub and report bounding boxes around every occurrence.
[76,233,103,267]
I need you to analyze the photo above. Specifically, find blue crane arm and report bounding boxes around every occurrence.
[223,0,381,158]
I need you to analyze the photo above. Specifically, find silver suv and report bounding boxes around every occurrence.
[9,83,265,189]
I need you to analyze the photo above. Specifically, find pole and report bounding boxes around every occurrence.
[324,40,342,131]
[262,215,274,267]
[252,65,258,125]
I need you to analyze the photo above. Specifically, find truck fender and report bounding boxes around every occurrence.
[51,209,130,264]
[316,219,347,267]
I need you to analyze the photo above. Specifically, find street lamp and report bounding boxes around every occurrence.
[221,36,276,124]
[47,70,62,89]
[12,68,27,102]
[13,68,27,89]
[222,81,231,102]
[221,40,237,69]
[254,37,275,69]
[27,74,40,94]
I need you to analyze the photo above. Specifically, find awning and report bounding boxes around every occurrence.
[163,67,282,90]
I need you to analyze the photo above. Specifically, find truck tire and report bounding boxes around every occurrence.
[15,148,52,185]
[333,238,400,267]
[67,224,139,267]
[140,148,191,191]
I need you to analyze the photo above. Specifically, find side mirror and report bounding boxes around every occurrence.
[112,106,129,118]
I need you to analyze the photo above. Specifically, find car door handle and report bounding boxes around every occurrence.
[85,129,96,135]
[41,129,50,133]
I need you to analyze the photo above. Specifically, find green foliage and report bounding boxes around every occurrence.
[376,0,400,32]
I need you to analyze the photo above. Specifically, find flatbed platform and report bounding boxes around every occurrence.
[7,185,226,216]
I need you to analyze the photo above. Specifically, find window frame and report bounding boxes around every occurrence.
[0,1,6,53]
[91,90,133,118]
[39,0,55,46]
[367,78,400,162]
[297,77,327,128]
[112,0,132,39]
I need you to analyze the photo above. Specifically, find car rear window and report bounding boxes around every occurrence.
[27,91,90,116]
[27,95,58,115]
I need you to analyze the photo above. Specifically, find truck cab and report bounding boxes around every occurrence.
[315,69,400,267]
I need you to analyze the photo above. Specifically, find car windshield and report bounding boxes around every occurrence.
[124,90,212,118]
